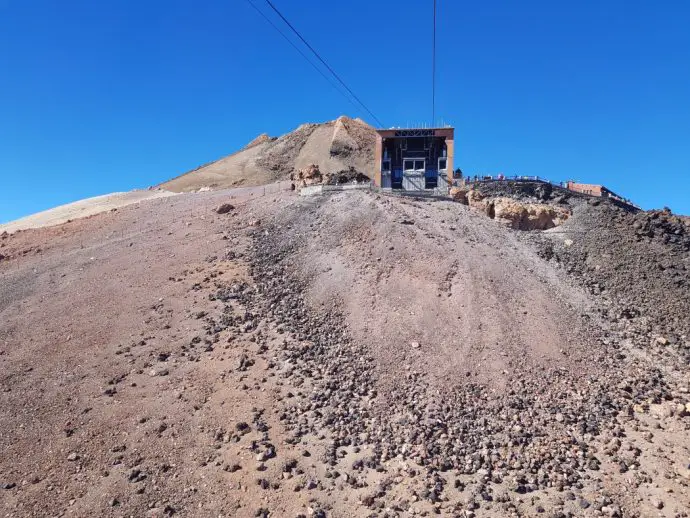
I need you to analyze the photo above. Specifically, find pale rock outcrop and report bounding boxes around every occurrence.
[449,186,470,204]
[466,189,488,209]
[291,164,323,187]
[490,198,570,230]
[463,189,570,230]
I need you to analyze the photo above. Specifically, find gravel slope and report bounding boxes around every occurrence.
[0,187,688,517]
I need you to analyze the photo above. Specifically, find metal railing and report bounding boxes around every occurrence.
[464,175,563,188]
[460,175,640,209]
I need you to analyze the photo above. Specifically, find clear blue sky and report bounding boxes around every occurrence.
[1,0,689,222]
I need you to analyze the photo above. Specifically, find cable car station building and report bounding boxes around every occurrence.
[374,127,454,192]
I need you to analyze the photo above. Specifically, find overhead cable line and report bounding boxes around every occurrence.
[244,0,363,116]
[264,0,384,127]
[432,0,436,126]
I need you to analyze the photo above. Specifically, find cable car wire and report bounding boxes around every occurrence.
[432,0,436,126]
[264,0,384,127]
[244,0,364,117]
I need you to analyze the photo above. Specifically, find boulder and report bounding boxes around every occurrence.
[449,187,470,205]
[291,164,323,187]
[466,189,486,209]
[215,203,235,214]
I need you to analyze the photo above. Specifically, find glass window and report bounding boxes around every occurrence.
[415,160,425,171]
[438,158,447,170]
[404,160,414,171]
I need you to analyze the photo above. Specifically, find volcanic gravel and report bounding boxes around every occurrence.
[241,191,689,516]
[1,185,688,517]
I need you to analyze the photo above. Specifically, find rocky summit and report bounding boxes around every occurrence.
[159,116,376,193]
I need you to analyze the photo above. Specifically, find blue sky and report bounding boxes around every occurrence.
[1,0,689,222]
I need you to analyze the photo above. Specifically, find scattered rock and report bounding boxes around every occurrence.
[216,203,235,214]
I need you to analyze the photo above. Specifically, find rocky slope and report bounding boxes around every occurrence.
[1,184,688,517]
[462,180,689,363]
[160,116,376,193]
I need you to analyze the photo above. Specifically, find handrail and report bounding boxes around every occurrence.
[461,176,640,209]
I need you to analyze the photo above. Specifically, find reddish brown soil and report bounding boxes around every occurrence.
[0,188,313,517]
[1,187,688,518]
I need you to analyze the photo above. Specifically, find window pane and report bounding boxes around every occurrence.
[404,160,414,171]
[439,158,447,170]
[415,160,425,171]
